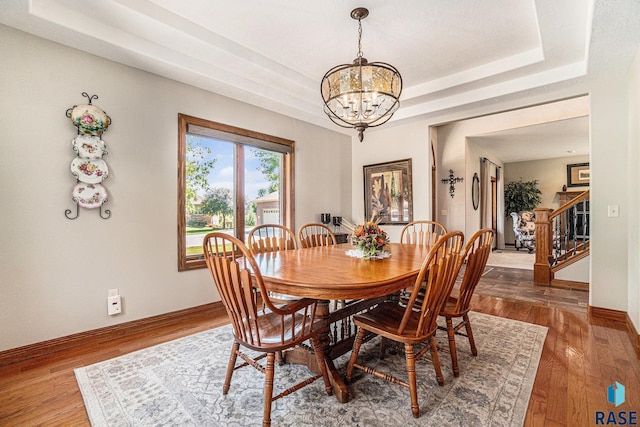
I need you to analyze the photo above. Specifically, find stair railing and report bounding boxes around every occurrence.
[534,190,590,285]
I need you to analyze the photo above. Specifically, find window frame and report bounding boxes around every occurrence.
[178,113,295,271]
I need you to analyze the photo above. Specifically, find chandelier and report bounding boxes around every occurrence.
[321,7,402,142]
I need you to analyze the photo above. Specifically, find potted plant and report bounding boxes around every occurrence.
[504,179,542,249]
[504,179,542,216]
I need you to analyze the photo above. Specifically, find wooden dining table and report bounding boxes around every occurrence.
[251,242,432,403]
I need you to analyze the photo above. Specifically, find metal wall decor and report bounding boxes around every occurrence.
[471,172,480,210]
[441,169,464,198]
[65,92,111,219]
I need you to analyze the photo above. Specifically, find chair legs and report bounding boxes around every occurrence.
[443,314,478,377]
[223,343,278,426]
[379,337,387,359]
[404,343,419,418]
[310,336,333,396]
[224,339,331,427]
[347,328,437,419]
[223,341,240,394]
[345,328,365,383]
[428,336,444,386]
[463,314,478,356]
[263,352,276,427]
[445,317,460,377]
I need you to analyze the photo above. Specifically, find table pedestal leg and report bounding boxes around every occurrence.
[283,301,350,402]
[317,300,349,403]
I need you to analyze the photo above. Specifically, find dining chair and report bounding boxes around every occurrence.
[400,220,447,246]
[248,224,300,303]
[439,228,494,377]
[248,223,298,253]
[398,220,448,303]
[297,223,336,248]
[203,232,332,427]
[298,222,350,321]
[346,231,465,418]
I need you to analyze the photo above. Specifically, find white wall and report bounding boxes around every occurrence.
[0,25,351,351]
[627,47,640,330]
[589,78,629,311]
[435,124,468,233]
[555,256,590,283]
[350,121,431,243]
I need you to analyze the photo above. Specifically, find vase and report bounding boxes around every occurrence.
[346,246,389,260]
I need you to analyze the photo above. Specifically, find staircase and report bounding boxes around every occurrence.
[533,190,590,287]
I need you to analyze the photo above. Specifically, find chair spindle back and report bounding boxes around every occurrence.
[298,223,336,248]
[399,231,465,337]
[400,220,447,247]
[248,224,297,255]
[454,228,494,314]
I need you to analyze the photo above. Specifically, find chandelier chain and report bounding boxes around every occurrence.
[357,17,363,59]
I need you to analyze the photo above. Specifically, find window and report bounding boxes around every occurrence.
[178,114,294,271]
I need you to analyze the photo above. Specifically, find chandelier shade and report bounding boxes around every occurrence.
[321,8,402,142]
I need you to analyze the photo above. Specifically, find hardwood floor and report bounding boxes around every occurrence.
[476,266,589,312]
[1,268,638,426]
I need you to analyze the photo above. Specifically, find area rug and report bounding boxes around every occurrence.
[486,249,535,270]
[75,312,547,426]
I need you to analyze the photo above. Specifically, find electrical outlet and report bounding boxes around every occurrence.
[108,295,122,315]
[108,288,119,297]
[608,205,619,218]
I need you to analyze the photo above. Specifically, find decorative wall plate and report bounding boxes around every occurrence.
[72,134,106,159]
[71,157,109,183]
[70,104,110,135]
[72,182,108,209]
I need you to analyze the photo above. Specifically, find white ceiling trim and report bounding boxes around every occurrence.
[19,0,593,131]
[394,61,587,121]
[1,0,631,140]
[402,47,545,100]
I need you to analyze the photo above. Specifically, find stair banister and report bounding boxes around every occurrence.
[534,208,553,284]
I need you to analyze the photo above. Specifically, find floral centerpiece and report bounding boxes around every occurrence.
[343,218,390,260]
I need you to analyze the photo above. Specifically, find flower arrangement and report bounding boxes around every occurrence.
[342,218,390,259]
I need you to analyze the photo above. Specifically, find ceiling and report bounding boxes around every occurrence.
[467,116,590,163]
[1,0,639,160]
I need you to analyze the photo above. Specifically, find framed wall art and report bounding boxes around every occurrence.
[363,158,413,224]
[567,162,590,187]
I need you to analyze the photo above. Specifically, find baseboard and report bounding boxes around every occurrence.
[549,279,589,291]
[588,305,640,353]
[626,313,640,354]
[588,305,628,323]
[0,302,225,368]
